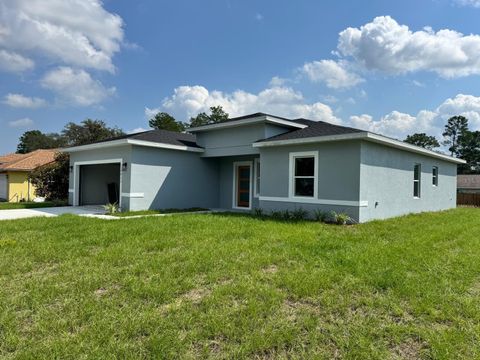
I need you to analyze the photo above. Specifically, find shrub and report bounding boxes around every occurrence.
[103,202,119,215]
[281,210,292,221]
[29,152,69,201]
[252,208,264,217]
[324,211,352,225]
[313,209,329,222]
[270,210,283,220]
[291,207,308,221]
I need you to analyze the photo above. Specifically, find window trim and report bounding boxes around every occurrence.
[254,158,260,198]
[432,166,439,187]
[288,151,319,199]
[413,163,421,199]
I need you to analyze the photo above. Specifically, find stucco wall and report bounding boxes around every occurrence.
[359,141,457,222]
[258,141,362,221]
[128,146,219,211]
[195,123,292,157]
[7,171,35,202]
[68,145,132,207]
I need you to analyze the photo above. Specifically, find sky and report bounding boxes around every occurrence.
[2,0,480,153]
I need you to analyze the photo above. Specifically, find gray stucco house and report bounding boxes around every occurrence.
[65,113,465,222]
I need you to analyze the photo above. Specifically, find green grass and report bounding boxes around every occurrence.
[0,208,479,359]
[113,207,208,217]
[0,201,66,210]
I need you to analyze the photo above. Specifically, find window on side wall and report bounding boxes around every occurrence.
[413,163,421,198]
[254,158,260,197]
[290,151,318,198]
[432,166,438,186]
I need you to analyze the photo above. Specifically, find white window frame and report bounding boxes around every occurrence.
[413,163,421,199]
[254,158,260,198]
[289,151,319,199]
[232,161,253,210]
[432,166,439,187]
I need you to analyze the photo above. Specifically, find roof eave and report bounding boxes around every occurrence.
[63,138,204,153]
[188,115,307,133]
[253,132,466,164]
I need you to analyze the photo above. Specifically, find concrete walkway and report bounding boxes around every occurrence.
[0,205,105,221]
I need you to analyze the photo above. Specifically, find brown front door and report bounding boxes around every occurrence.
[236,165,251,208]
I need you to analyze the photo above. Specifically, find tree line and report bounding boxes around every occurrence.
[17,106,229,154]
[404,116,479,174]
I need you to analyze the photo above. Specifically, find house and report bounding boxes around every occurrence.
[0,149,57,202]
[457,175,480,194]
[64,113,465,222]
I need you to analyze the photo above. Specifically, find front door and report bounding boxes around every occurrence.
[236,164,251,208]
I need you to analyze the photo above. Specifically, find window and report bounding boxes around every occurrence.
[254,158,260,197]
[413,164,421,198]
[432,166,438,186]
[290,151,318,198]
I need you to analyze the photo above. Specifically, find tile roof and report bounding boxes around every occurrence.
[457,175,480,189]
[0,149,58,171]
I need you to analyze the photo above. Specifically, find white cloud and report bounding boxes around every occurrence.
[301,59,364,89]
[0,50,34,73]
[269,76,287,87]
[348,94,480,140]
[148,85,341,123]
[41,66,116,106]
[455,0,480,7]
[338,16,480,78]
[129,127,148,134]
[8,117,34,128]
[0,0,124,72]
[349,110,437,138]
[3,93,46,108]
[255,13,264,21]
[412,80,426,87]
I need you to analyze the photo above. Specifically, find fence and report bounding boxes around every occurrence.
[457,193,480,207]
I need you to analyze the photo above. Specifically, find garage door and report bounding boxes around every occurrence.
[0,174,7,200]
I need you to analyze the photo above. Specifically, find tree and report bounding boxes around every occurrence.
[189,106,229,128]
[457,130,480,174]
[17,130,66,154]
[29,152,70,200]
[62,119,124,146]
[443,116,469,156]
[404,133,440,150]
[149,112,186,132]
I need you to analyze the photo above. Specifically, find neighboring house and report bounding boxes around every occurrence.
[0,149,57,202]
[65,113,465,222]
[457,175,480,194]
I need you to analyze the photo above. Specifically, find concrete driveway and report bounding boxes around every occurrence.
[0,205,105,221]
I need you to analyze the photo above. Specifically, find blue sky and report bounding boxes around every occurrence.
[2,0,480,153]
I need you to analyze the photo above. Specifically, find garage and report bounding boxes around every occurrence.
[78,163,120,206]
[0,173,7,200]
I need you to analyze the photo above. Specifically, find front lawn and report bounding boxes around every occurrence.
[0,201,66,210]
[0,208,479,359]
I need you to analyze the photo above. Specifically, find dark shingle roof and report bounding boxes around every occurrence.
[219,112,294,123]
[257,119,365,143]
[85,129,201,148]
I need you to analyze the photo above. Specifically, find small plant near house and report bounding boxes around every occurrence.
[327,211,352,225]
[103,202,119,215]
[252,207,264,218]
[281,209,292,221]
[291,207,308,221]
[270,210,283,220]
[313,209,329,222]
